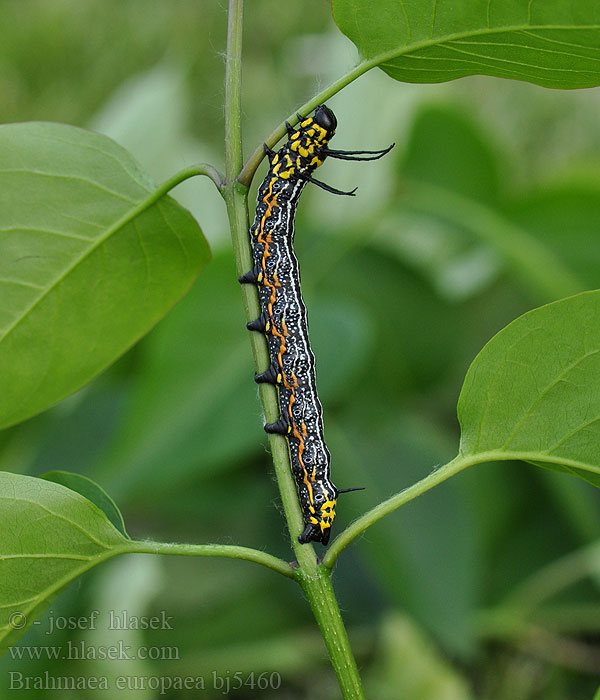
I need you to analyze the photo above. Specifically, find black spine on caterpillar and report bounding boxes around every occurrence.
[241,104,393,545]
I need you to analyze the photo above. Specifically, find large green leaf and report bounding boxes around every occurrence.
[458,291,600,487]
[332,0,600,88]
[0,122,210,429]
[0,471,129,655]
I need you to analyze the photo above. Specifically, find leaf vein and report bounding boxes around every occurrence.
[0,596,38,610]
[520,30,600,54]
[443,41,600,74]
[0,225,96,242]
[0,169,139,205]
[502,349,600,450]
[430,0,437,38]
[545,416,600,455]
[0,553,93,561]
[449,38,600,64]
[0,278,44,290]
[0,496,114,549]
[31,131,148,185]
[156,201,190,264]
[0,188,167,347]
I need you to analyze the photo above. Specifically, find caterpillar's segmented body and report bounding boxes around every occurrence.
[240,105,392,545]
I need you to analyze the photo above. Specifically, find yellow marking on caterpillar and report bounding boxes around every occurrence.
[314,125,327,140]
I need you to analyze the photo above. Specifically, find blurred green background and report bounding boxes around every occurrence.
[1,1,600,698]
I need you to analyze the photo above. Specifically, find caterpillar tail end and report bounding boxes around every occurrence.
[298,523,331,546]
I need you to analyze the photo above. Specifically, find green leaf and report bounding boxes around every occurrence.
[0,471,129,655]
[41,470,128,537]
[332,0,600,88]
[458,291,600,487]
[0,122,210,429]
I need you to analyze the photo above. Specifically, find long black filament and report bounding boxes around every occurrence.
[323,143,395,161]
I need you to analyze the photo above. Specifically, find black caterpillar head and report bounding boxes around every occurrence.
[313,104,337,137]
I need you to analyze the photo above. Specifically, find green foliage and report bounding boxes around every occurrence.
[332,0,600,88]
[0,122,210,429]
[507,185,600,291]
[41,470,128,537]
[365,613,474,700]
[1,1,600,698]
[459,291,600,488]
[0,472,128,655]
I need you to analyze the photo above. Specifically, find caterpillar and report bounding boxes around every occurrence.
[240,104,393,545]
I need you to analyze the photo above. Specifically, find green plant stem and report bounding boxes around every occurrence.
[222,1,366,697]
[163,163,225,195]
[224,0,243,185]
[101,163,225,250]
[295,567,366,700]
[237,59,372,186]
[128,540,294,578]
[222,0,307,557]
